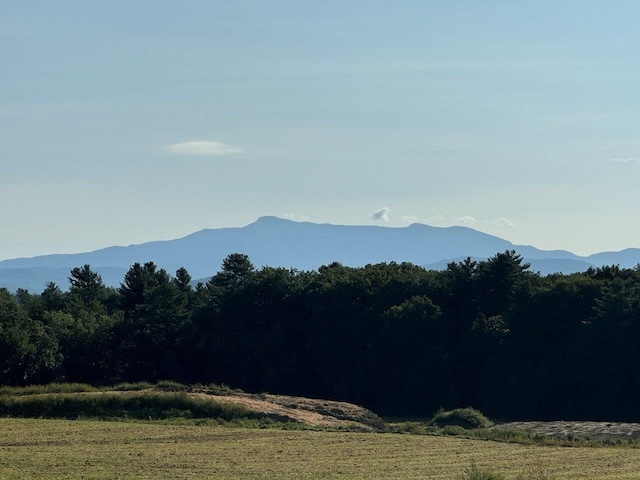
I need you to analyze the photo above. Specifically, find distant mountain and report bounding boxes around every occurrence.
[1,216,639,292]
[586,248,640,268]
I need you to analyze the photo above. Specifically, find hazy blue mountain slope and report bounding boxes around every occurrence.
[0,267,128,293]
[1,216,638,292]
[424,257,596,275]
[587,248,640,269]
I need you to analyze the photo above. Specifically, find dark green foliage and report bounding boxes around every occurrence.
[3,253,640,422]
[116,262,193,382]
[67,265,109,316]
[430,407,493,429]
[0,289,60,384]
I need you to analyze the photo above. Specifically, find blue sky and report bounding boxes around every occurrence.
[2,1,640,259]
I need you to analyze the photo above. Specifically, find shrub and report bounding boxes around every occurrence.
[431,407,493,429]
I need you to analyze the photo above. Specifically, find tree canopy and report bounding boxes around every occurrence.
[2,252,640,421]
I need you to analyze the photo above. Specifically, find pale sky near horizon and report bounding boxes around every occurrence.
[2,1,640,260]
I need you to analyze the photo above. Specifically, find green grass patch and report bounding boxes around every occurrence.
[0,383,100,396]
[0,391,262,421]
[0,381,158,396]
[112,381,155,391]
[2,419,639,479]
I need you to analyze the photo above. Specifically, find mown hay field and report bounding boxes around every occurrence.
[1,418,639,479]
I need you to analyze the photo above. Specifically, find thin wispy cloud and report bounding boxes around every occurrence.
[371,207,390,222]
[163,141,241,157]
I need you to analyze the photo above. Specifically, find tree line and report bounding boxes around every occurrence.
[1,251,639,421]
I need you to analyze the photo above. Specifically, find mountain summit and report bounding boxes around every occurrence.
[1,217,638,292]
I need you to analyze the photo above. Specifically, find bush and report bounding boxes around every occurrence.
[431,407,493,429]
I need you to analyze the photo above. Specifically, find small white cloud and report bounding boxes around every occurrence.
[456,215,477,226]
[163,141,241,157]
[495,217,517,227]
[371,207,390,222]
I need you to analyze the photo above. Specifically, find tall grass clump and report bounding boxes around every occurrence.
[0,391,260,421]
[112,382,154,391]
[194,383,244,395]
[154,380,189,392]
[0,383,98,396]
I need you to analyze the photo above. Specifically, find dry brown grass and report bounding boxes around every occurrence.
[494,421,640,440]
[198,391,385,430]
[1,418,640,479]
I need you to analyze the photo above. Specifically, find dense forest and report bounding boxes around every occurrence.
[1,251,639,421]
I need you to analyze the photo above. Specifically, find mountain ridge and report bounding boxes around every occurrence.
[1,216,639,292]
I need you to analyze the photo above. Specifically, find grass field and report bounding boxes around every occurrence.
[1,418,640,479]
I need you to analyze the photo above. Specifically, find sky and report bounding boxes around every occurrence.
[2,1,640,260]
